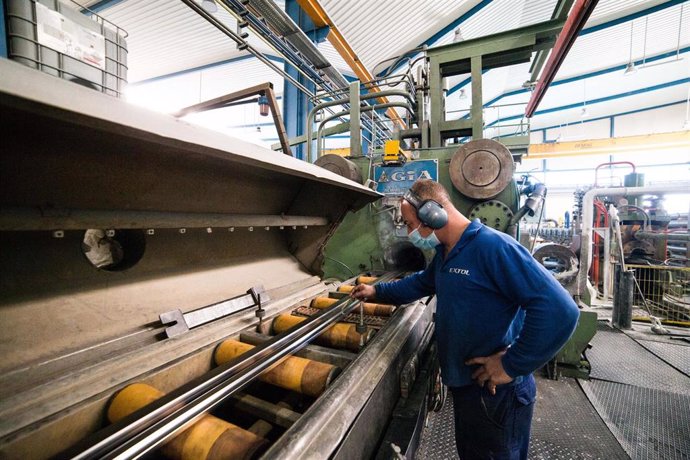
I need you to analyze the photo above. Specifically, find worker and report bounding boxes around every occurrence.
[351,179,579,460]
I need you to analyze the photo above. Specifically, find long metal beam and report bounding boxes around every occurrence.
[296,0,406,130]
[527,130,690,159]
[529,0,576,83]
[525,0,599,117]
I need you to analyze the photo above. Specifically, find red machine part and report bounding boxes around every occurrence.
[591,200,609,290]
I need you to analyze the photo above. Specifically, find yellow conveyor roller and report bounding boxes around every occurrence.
[214,339,339,397]
[108,383,267,460]
[311,297,395,317]
[272,313,373,352]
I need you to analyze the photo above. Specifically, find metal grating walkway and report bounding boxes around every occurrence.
[530,377,628,460]
[588,324,690,395]
[637,339,690,376]
[416,321,690,459]
[416,391,458,459]
[580,379,690,460]
[416,376,628,460]
[582,323,690,460]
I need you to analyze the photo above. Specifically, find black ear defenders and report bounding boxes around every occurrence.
[403,189,449,229]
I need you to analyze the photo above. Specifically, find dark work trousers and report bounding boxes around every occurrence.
[449,374,536,460]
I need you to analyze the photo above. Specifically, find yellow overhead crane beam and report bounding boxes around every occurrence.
[527,130,690,159]
[297,0,407,130]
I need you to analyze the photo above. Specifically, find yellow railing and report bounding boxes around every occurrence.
[628,264,690,324]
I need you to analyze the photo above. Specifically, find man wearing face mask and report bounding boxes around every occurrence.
[350,179,579,460]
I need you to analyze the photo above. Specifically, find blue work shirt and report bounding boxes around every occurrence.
[376,219,580,387]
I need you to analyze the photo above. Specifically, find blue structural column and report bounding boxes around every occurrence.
[284,0,315,161]
[1,0,8,58]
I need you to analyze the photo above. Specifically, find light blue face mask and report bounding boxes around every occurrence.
[408,225,441,250]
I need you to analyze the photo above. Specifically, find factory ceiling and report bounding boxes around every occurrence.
[82,0,690,146]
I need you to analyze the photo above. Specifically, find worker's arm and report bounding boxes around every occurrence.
[493,242,580,378]
[353,254,438,304]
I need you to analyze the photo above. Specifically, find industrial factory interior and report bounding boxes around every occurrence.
[1,0,690,458]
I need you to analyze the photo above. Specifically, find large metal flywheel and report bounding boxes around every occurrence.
[449,139,515,199]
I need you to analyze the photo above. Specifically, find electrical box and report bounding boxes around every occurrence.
[383,140,409,165]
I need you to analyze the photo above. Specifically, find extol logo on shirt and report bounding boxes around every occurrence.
[449,268,470,275]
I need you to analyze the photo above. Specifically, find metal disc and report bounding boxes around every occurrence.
[314,154,363,184]
[467,200,513,232]
[532,243,579,287]
[449,139,515,199]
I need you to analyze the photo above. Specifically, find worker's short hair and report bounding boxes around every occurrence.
[410,179,450,206]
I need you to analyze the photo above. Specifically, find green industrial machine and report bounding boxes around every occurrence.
[320,143,521,279]
[285,18,597,383]
[546,310,597,380]
[309,21,570,279]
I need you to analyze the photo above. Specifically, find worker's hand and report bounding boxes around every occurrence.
[465,350,513,395]
[350,283,375,300]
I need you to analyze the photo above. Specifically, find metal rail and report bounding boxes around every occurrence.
[68,273,399,459]
[316,102,415,158]
[306,90,416,162]
[210,0,390,143]
[179,0,313,96]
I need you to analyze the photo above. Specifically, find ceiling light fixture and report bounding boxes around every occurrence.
[623,62,637,75]
[201,0,218,13]
[623,20,637,76]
